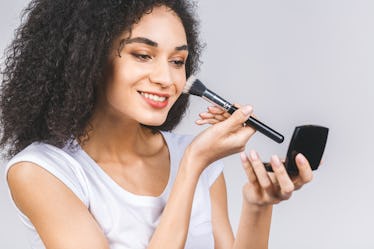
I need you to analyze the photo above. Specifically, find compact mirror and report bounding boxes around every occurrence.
[265,125,329,176]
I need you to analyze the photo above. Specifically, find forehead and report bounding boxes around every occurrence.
[128,6,187,46]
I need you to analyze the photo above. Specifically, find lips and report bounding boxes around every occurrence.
[138,91,170,109]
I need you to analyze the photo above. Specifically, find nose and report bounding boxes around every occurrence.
[149,59,173,87]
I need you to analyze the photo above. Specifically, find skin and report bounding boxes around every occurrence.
[199,106,313,248]
[7,6,313,249]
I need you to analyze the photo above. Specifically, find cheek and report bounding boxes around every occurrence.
[111,59,146,85]
[106,61,145,97]
[102,64,133,108]
[173,70,187,93]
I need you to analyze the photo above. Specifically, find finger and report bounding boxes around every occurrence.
[248,150,274,194]
[210,115,226,122]
[207,107,231,120]
[199,112,228,122]
[233,103,242,108]
[240,152,258,184]
[195,118,220,125]
[195,119,207,125]
[270,155,294,200]
[207,106,226,114]
[268,173,280,188]
[295,153,313,184]
[199,112,214,119]
[221,105,253,129]
[222,112,231,119]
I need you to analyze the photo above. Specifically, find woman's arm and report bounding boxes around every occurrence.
[148,105,256,248]
[7,106,255,249]
[7,162,110,249]
[201,105,314,249]
[210,173,272,249]
[210,173,235,249]
[147,148,202,248]
[210,152,313,249]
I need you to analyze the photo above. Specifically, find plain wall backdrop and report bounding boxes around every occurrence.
[1,0,373,248]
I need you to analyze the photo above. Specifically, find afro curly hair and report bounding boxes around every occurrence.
[0,0,203,158]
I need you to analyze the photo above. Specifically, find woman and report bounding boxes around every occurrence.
[0,0,313,248]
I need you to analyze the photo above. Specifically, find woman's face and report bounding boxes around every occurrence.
[102,6,188,126]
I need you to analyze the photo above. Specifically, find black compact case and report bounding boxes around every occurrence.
[265,125,329,175]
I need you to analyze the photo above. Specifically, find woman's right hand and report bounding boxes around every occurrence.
[186,105,256,171]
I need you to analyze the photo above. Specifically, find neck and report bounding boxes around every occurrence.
[80,108,165,164]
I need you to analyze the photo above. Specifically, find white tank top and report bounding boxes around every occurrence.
[4,131,224,249]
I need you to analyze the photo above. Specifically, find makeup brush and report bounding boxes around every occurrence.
[184,76,284,143]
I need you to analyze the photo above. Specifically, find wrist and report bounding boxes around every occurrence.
[242,200,273,214]
[181,145,207,177]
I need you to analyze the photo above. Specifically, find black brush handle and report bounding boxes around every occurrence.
[202,89,284,143]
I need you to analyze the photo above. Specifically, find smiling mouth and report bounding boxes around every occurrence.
[138,91,169,103]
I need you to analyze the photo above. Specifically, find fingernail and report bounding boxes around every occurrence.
[250,150,258,161]
[241,105,252,116]
[271,155,281,168]
[195,119,205,125]
[296,153,307,164]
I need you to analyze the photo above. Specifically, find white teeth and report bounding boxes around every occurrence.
[140,92,167,102]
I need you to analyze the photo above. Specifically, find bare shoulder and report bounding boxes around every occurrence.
[7,161,109,249]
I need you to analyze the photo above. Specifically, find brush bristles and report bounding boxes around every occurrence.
[184,76,207,97]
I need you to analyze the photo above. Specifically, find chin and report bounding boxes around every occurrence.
[140,117,167,127]
[137,106,173,126]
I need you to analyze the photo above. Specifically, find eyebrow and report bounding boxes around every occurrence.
[122,37,188,51]
[124,37,158,47]
[175,45,188,51]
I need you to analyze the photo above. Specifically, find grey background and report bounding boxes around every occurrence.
[1,0,373,248]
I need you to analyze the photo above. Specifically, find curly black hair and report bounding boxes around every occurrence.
[0,0,203,158]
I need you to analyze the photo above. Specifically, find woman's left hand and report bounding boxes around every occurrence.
[196,105,314,206]
[240,150,313,206]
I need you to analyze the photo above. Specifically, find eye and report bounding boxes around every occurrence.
[170,59,186,68]
[131,53,152,61]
